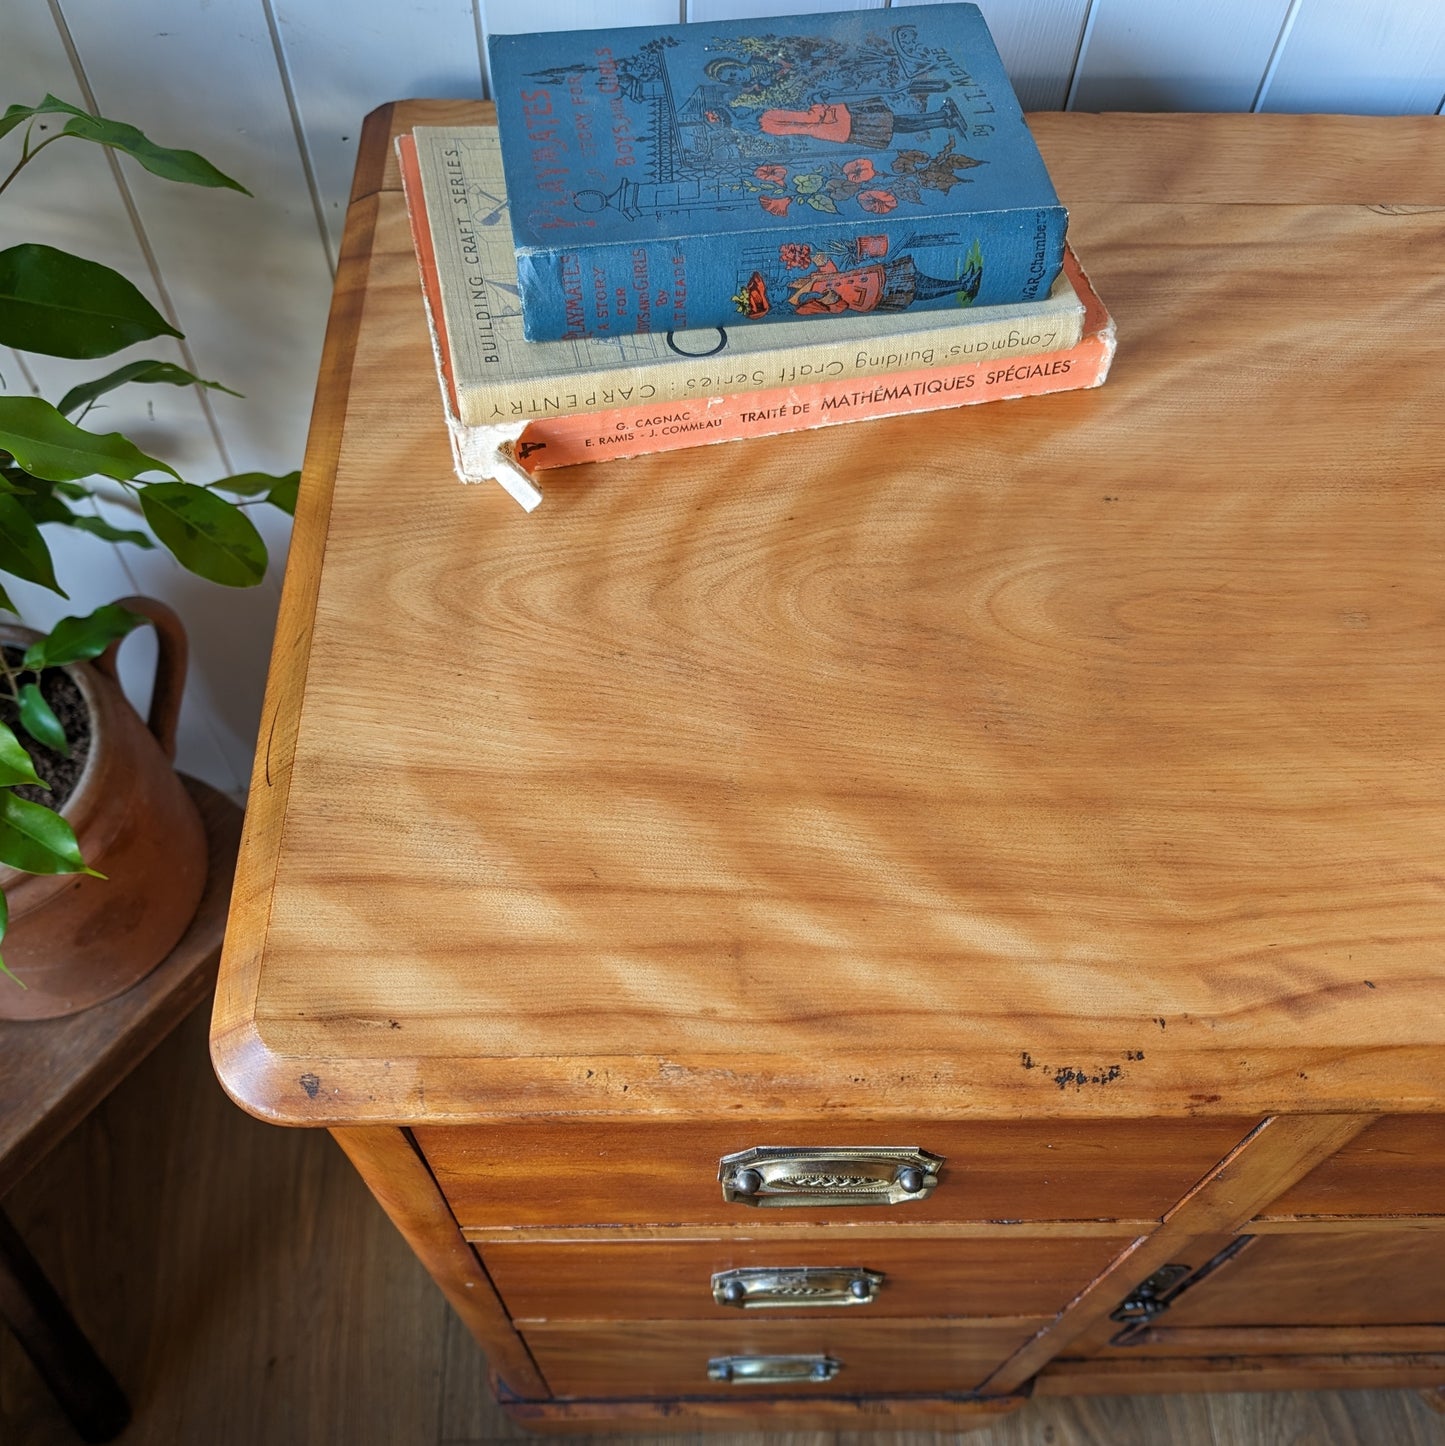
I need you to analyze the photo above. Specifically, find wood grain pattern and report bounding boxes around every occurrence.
[1248,1215,1445,1233]
[216,110,1445,1127]
[980,1115,1376,1393]
[1028,112,1445,202]
[209,171,380,1123]
[1257,1117,1445,1219]
[523,1317,1047,1398]
[0,780,240,1197]
[1,1007,456,1446]
[1038,1353,1445,1396]
[329,1126,548,1398]
[1096,1326,1445,1356]
[463,1219,1146,1242]
[504,1390,1027,1434]
[3,1008,1439,1443]
[419,1118,1257,1227]
[482,1234,1126,1321]
[1139,1231,1445,1330]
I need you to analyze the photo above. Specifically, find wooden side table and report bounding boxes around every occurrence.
[1,780,241,1442]
[214,104,1445,1433]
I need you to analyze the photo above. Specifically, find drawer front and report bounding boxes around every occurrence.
[524,1317,1044,1398]
[1073,1230,1445,1360]
[417,1117,1256,1227]
[1256,1116,1445,1218]
[484,1235,1124,1322]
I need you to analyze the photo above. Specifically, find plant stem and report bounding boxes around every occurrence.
[0,125,64,200]
[0,647,22,706]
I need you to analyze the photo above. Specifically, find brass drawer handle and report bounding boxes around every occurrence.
[718,1145,943,1207]
[707,1354,841,1384]
[712,1266,884,1309]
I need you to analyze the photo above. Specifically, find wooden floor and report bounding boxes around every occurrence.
[2,1006,1443,1446]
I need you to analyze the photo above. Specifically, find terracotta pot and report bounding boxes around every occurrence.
[0,597,208,1020]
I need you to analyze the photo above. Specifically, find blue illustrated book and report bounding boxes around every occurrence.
[489,3,1067,342]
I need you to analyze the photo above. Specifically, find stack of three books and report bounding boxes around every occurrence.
[398,4,1115,509]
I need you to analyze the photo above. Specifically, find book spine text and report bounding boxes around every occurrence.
[453,324,1114,476]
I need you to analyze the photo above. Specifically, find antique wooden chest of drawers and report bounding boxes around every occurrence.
[211,102,1445,1433]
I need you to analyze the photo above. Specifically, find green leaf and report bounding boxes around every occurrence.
[0,723,44,789]
[69,515,154,549]
[793,172,824,195]
[60,116,250,194]
[0,105,39,142]
[2,97,250,193]
[22,602,145,670]
[208,470,281,496]
[0,396,178,484]
[139,482,266,586]
[266,471,300,516]
[0,493,63,594]
[211,469,300,515]
[12,484,75,528]
[58,359,241,418]
[18,683,68,756]
[0,581,15,614]
[0,244,182,359]
[0,790,97,875]
[805,193,838,213]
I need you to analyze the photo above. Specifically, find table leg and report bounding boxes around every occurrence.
[0,1206,129,1444]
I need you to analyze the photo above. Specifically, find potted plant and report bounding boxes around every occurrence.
[0,95,296,1016]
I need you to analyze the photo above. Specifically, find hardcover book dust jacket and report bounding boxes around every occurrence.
[489,3,1067,341]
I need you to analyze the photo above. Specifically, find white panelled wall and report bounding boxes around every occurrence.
[1,0,1441,795]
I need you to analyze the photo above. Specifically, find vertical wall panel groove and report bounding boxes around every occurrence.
[1068,0,1296,113]
[911,0,1094,112]
[274,2,489,258]
[1257,0,1445,115]
[262,0,339,279]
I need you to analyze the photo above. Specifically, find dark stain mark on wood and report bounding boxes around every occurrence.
[299,1073,321,1098]
[1048,1064,1123,1091]
[1155,1017,1167,1030]
[1024,1046,1144,1090]
[1364,980,1376,989]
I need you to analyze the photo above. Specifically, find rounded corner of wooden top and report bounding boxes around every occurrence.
[207,1015,317,1128]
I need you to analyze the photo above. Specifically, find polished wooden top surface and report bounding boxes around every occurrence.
[213,103,1445,1125]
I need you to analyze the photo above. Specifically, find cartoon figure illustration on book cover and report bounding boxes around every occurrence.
[733,234,986,320]
[522,22,997,227]
[755,97,970,150]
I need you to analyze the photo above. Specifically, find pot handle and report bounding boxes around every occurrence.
[91,596,188,762]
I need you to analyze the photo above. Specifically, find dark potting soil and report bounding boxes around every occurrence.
[0,647,93,811]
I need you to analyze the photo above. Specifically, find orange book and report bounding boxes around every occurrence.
[399,132,1114,504]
